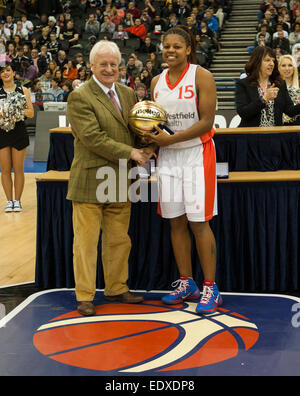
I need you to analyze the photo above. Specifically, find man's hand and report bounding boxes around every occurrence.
[130,148,150,166]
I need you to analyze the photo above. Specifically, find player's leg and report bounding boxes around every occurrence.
[162,214,200,305]
[189,221,222,314]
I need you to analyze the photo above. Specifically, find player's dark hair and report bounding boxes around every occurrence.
[163,25,197,64]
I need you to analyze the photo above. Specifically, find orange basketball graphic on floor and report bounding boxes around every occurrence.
[33,301,259,373]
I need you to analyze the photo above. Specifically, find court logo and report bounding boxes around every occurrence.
[33,301,259,373]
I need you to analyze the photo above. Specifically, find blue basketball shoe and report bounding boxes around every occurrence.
[196,281,222,314]
[162,277,200,305]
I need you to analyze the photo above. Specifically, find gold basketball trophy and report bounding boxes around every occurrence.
[128,101,172,137]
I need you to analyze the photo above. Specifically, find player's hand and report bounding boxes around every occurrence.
[148,125,175,146]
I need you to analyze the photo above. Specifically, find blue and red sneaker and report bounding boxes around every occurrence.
[162,276,200,305]
[196,281,222,314]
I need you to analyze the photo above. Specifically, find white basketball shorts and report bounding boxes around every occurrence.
[156,139,218,222]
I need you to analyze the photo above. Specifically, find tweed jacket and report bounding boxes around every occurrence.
[235,77,300,127]
[66,78,136,203]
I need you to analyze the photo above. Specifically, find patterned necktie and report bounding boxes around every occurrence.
[108,89,122,116]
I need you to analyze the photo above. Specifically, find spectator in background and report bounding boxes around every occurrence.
[85,13,100,36]
[126,1,141,19]
[6,42,16,60]
[139,35,156,52]
[185,16,198,36]
[0,21,11,42]
[48,59,59,78]
[45,77,64,101]
[85,35,97,53]
[273,22,289,39]
[125,17,147,41]
[235,46,300,127]
[75,53,86,69]
[149,13,167,34]
[54,68,66,87]
[100,15,116,35]
[289,22,300,48]
[21,14,34,37]
[112,24,129,39]
[13,34,23,49]
[78,66,88,84]
[39,68,52,92]
[59,20,79,49]
[30,48,48,76]
[278,54,300,125]
[23,43,31,59]
[14,20,29,41]
[48,31,61,57]
[16,60,38,85]
[204,8,219,35]
[56,50,68,71]
[118,65,128,85]
[39,44,52,63]
[129,52,143,73]
[29,78,43,104]
[48,16,60,38]
[140,67,151,89]
[256,24,272,46]
[11,46,30,74]
[63,59,79,81]
[126,55,140,82]
[135,82,148,101]
[4,15,15,36]
[272,30,291,54]
[62,80,72,102]
[39,27,50,48]
[175,0,191,22]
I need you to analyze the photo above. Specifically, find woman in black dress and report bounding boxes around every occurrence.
[0,59,34,212]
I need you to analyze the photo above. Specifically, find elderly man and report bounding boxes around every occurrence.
[67,40,150,316]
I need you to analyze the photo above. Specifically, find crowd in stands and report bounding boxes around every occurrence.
[0,0,232,104]
[249,0,300,71]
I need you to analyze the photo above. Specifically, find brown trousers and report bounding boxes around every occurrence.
[72,201,131,302]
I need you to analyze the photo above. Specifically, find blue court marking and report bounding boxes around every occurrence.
[24,158,47,173]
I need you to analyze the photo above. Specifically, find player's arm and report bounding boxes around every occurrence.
[150,67,216,146]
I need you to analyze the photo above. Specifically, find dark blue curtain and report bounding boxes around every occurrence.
[47,132,300,172]
[214,132,300,171]
[35,180,300,292]
[47,133,74,171]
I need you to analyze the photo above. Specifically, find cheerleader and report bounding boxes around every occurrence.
[0,57,34,212]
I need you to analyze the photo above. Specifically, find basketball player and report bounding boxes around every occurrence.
[149,26,222,314]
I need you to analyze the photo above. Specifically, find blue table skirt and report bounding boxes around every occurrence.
[214,132,300,171]
[35,180,300,292]
[47,132,300,172]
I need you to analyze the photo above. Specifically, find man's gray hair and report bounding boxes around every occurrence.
[89,40,121,65]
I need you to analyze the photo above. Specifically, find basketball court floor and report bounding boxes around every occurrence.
[1,140,300,377]
[0,287,300,376]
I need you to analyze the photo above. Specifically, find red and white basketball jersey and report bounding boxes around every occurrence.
[153,62,214,149]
